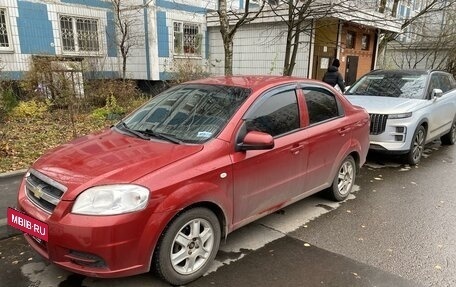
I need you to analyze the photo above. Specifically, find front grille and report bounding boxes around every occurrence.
[25,170,67,213]
[369,114,388,135]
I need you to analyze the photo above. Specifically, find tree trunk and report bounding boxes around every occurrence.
[283,0,294,76]
[223,35,234,76]
[379,0,387,13]
[122,54,127,79]
[286,14,303,76]
[392,0,400,17]
[283,28,294,75]
[217,0,233,76]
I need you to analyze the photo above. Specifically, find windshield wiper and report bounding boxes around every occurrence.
[117,121,150,140]
[142,129,183,144]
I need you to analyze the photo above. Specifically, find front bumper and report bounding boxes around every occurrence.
[369,118,416,152]
[17,179,173,278]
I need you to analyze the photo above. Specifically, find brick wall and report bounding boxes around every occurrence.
[339,23,376,82]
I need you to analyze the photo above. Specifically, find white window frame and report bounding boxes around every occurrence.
[173,21,202,57]
[59,14,101,54]
[0,7,13,52]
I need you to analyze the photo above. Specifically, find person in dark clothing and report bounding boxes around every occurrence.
[322,58,346,92]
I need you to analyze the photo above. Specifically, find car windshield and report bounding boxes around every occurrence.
[345,73,427,99]
[119,84,251,144]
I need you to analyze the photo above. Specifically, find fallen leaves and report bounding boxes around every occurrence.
[0,110,116,173]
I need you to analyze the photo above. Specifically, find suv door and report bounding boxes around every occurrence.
[426,72,456,139]
[231,87,307,226]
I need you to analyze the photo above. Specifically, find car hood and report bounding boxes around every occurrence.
[345,95,426,114]
[32,128,203,199]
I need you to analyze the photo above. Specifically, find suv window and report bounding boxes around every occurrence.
[437,73,454,93]
[302,88,341,125]
[246,90,299,137]
[346,72,427,99]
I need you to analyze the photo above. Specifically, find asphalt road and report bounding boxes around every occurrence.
[0,141,455,286]
[291,142,456,287]
[0,172,23,239]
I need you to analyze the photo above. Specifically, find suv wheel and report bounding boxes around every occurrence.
[406,125,426,165]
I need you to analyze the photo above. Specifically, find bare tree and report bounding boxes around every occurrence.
[111,0,144,79]
[269,0,316,75]
[385,5,456,74]
[217,0,265,75]
[378,0,456,65]
[268,0,347,76]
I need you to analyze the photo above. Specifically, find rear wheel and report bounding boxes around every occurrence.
[441,119,456,145]
[326,155,356,201]
[406,125,426,165]
[153,208,221,286]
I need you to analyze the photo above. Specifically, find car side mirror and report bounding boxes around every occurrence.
[237,131,274,151]
[432,88,443,99]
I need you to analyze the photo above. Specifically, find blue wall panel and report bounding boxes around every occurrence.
[143,0,151,80]
[106,11,117,57]
[61,0,112,9]
[17,1,55,55]
[157,11,169,58]
[0,71,24,80]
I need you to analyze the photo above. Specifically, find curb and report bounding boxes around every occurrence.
[0,169,27,179]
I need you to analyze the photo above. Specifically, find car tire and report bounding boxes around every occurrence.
[326,155,356,201]
[152,208,221,285]
[441,119,456,145]
[406,125,426,165]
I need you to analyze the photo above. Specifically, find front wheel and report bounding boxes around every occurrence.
[441,119,456,145]
[406,125,426,165]
[326,155,356,201]
[153,208,221,285]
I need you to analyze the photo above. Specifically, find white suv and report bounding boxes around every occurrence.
[345,70,456,164]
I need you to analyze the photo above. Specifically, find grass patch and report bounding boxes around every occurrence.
[1,109,127,173]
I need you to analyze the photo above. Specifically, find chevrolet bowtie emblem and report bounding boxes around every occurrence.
[31,185,44,199]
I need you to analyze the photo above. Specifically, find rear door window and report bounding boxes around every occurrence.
[301,88,342,125]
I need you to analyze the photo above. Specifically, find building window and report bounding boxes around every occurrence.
[0,8,12,51]
[60,15,99,53]
[361,34,370,50]
[346,31,356,49]
[173,22,202,56]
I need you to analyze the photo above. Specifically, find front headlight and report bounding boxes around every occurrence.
[389,112,412,119]
[72,185,149,215]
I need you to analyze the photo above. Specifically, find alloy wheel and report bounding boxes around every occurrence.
[170,218,215,275]
[411,128,425,162]
[337,160,354,196]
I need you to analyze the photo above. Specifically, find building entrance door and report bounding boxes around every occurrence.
[345,56,359,86]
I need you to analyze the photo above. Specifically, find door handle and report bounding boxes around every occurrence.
[290,144,305,155]
[338,127,351,136]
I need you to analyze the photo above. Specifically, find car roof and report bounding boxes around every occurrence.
[184,75,322,90]
[367,69,452,77]
[367,69,429,76]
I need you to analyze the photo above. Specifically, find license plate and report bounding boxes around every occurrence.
[7,207,49,242]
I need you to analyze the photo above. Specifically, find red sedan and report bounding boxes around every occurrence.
[16,76,369,285]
